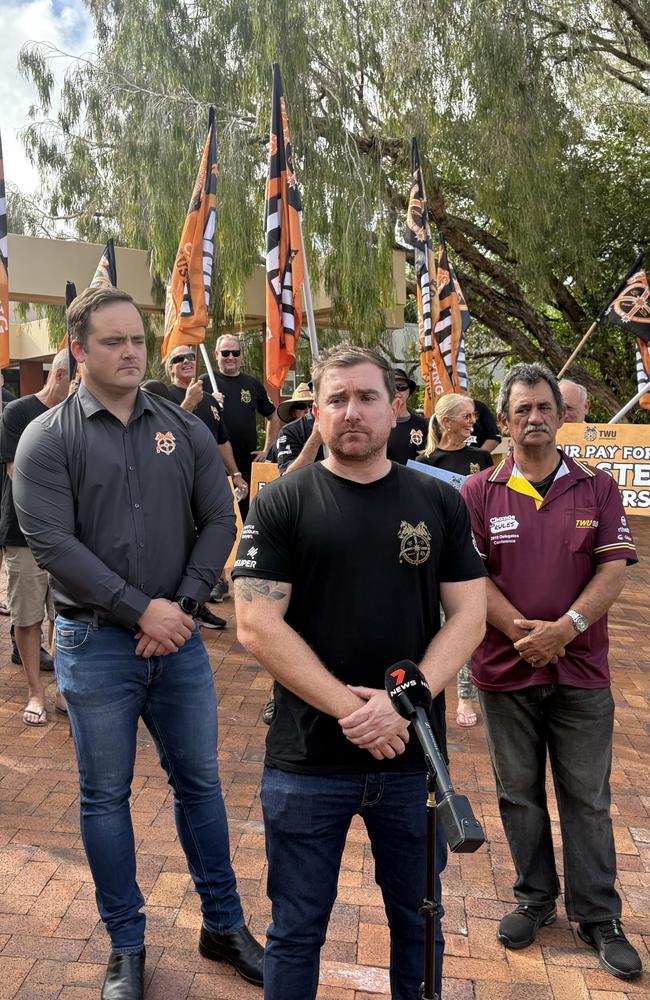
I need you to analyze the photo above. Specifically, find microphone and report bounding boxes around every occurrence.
[385,660,485,854]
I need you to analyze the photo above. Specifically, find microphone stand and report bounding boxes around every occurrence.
[421,773,441,1000]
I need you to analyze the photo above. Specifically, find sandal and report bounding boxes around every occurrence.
[23,706,48,727]
[456,709,478,728]
[0,601,9,616]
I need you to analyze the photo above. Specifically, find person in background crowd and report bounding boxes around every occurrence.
[233,344,486,1000]
[461,362,642,982]
[386,368,428,465]
[416,393,492,728]
[275,383,324,475]
[559,379,590,422]
[0,351,71,725]
[0,374,16,617]
[467,398,501,452]
[13,286,263,1000]
[201,335,281,519]
[166,344,247,611]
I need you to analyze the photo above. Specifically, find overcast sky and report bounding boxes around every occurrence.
[1,0,95,194]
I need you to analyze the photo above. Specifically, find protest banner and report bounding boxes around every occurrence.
[557,423,650,516]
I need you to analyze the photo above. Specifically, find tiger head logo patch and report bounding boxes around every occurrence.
[155,432,176,455]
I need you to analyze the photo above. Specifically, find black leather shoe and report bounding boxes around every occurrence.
[199,924,263,986]
[10,640,54,671]
[578,919,642,980]
[101,948,145,999]
[497,902,556,949]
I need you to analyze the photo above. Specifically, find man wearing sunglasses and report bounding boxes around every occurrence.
[201,336,281,517]
[386,368,428,465]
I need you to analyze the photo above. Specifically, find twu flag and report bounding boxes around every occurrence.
[435,232,470,392]
[264,63,304,389]
[89,238,117,289]
[162,107,217,359]
[403,138,450,415]
[0,131,10,370]
[604,252,650,409]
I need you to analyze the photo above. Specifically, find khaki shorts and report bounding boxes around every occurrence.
[4,546,54,627]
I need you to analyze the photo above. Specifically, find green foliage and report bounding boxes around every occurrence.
[12,0,650,417]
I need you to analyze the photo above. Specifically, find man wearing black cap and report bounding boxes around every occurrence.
[386,368,428,465]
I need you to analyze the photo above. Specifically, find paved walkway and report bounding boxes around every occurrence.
[0,521,648,998]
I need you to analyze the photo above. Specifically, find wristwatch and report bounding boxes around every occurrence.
[232,471,243,480]
[176,596,200,617]
[566,609,589,634]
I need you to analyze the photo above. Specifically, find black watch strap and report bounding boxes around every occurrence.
[176,596,200,617]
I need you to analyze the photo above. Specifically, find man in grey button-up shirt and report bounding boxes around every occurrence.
[13,286,264,999]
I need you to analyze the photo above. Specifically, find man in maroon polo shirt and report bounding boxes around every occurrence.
[460,362,642,982]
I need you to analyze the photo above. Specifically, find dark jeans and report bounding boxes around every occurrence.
[261,766,447,1000]
[479,684,621,923]
[55,617,244,953]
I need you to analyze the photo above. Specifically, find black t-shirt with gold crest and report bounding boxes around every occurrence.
[232,462,485,774]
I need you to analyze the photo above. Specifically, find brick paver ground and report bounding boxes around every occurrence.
[0,520,648,998]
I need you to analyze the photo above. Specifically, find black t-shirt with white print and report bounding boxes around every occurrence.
[387,412,428,465]
[232,462,486,774]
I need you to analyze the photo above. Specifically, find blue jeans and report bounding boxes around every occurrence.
[55,617,244,953]
[479,684,621,923]
[261,767,447,1000]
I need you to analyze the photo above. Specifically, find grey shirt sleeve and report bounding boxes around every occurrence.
[13,420,151,627]
[176,419,237,601]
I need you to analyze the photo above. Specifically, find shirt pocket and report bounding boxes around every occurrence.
[565,507,599,555]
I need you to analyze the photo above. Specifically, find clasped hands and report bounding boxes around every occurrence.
[512,616,575,668]
[339,686,410,760]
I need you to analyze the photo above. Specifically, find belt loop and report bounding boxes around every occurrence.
[92,611,100,631]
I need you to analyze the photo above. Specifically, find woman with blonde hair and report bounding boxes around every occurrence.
[417,393,492,727]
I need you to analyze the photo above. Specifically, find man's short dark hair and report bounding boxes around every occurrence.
[498,362,565,422]
[311,344,396,401]
[67,286,142,349]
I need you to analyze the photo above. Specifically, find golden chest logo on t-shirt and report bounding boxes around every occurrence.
[410,428,424,446]
[469,462,480,475]
[398,520,431,565]
[155,431,176,456]
[241,389,252,404]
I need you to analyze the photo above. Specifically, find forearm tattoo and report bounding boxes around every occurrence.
[234,578,290,603]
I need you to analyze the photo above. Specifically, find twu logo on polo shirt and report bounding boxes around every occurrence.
[155,432,176,456]
[576,518,599,528]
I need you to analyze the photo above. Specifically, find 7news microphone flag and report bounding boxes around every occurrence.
[264,63,305,389]
[603,252,650,411]
[403,138,450,416]
[161,107,217,362]
[0,130,10,371]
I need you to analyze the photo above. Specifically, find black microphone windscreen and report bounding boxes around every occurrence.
[385,660,433,720]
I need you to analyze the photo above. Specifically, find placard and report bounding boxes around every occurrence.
[557,423,650,516]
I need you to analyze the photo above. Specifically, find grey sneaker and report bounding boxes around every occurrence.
[497,903,556,949]
[577,919,642,980]
[209,578,229,603]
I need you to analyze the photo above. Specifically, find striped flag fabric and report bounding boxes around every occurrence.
[435,233,470,392]
[403,138,451,415]
[264,62,304,389]
[161,107,217,359]
[0,131,10,370]
[604,252,650,410]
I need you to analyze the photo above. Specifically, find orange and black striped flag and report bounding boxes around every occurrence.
[604,252,650,409]
[403,138,450,416]
[435,232,470,392]
[162,107,217,359]
[0,131,10,371]
[264,63,304,389]
[89,239,117,289]
[64,281,78,380]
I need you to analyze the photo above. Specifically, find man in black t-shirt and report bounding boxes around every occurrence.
[386,367,428,464]
[233,344,486,1000]
[200,335,281,515]
[0,351,70,726]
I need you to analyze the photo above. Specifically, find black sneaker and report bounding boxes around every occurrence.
[196,606,226,630]
[497,903,556,949]
[209,578,229,603]
[10,640,54,671]
[577,918,642,980]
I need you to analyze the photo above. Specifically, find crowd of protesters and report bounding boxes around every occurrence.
[0,285,643,998]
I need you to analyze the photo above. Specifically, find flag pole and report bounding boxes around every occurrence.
[200,342,219,393]
[297,212,319,360]
[557,320,599,378]
[608,382,650,424]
